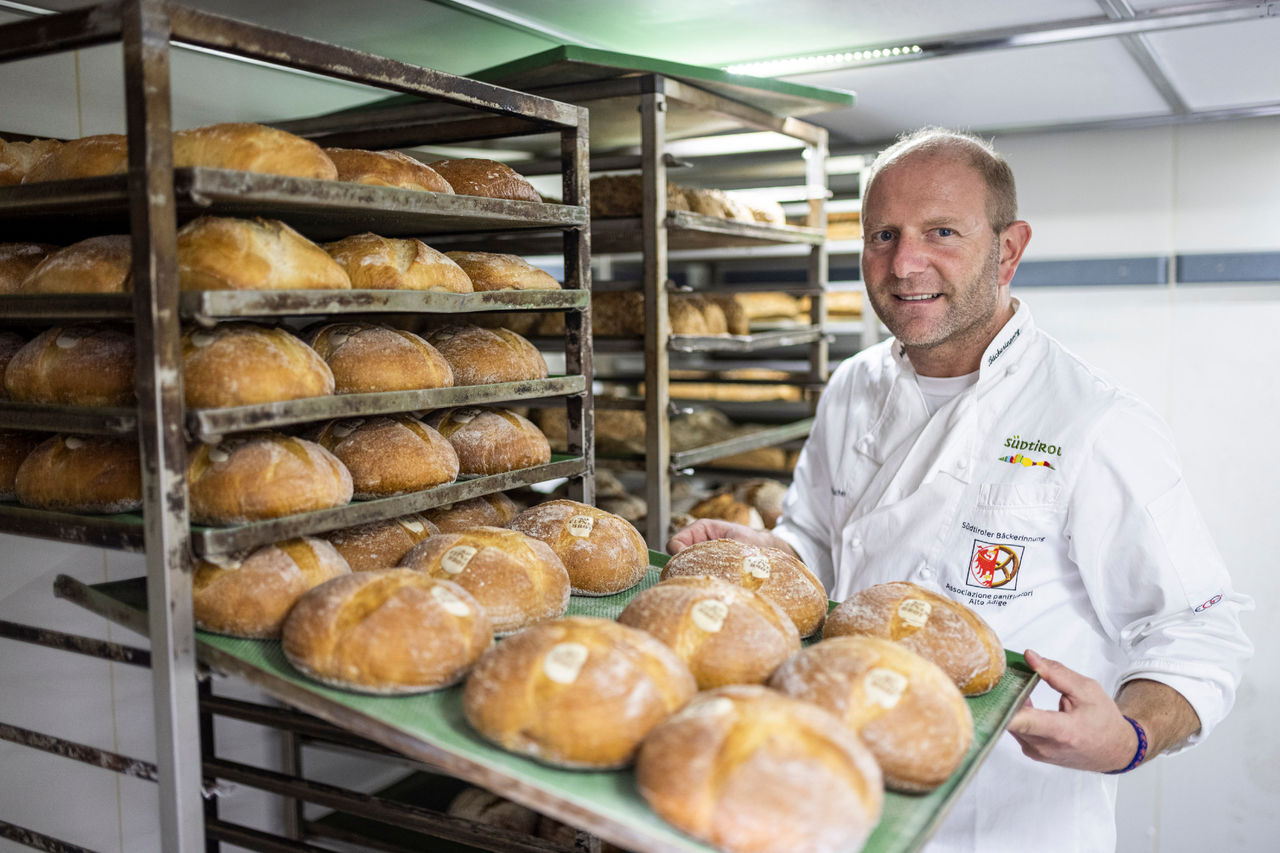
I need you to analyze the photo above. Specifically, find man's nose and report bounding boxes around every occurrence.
[890,233,929,278]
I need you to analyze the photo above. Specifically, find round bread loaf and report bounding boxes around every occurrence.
[443,252,560,292]
[174,122,337,180]
[306,322,453,393]
[422,492,518,532]
[19,235,131,294]
[427,406,550,476]
[424,324,547,386]
[823,581,1006,695]
[14,434,141,513]
[182,323,334,408]
[588,174,688,218]
[427,158,540,203]
[0,430,45,501]
[0,331,26,396]
[323,148,454,192]
[689,492,764,529]
[313,415,459,498]
[462,616,697,768]
[0,138,61,186]
[661,538,828,639]
[508,498,649,596]
[4,325,135,406]
[177,216,352,291]
[192,537,351,638]
[187,432,353,525]
[618,575,800,689]
[769,635,974,792]
[282,569,492,694]
[22,134,127,182]
[445,787,539,836]
[324,233,473,292]
[325,513,438,572]
[635,684,883,853]
[400,525,569,636]
[0,242,56,292]
[731,478,787,528]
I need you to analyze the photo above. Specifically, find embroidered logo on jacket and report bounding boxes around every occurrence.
[998,454,1055,469]
[968,541,1022,590]
[1002,435,1063,457]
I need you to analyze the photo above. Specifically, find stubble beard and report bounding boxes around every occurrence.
[873,239,1004,354]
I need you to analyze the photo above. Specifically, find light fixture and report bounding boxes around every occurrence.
[663,131,806,157]
[725,45,922,77]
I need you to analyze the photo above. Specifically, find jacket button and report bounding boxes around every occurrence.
[849,537,863,550]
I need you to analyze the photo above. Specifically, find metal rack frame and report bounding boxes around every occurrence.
[0,1,592,848]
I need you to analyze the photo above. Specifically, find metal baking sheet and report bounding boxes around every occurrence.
[55,563,1036,853]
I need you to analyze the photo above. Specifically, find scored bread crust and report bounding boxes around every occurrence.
[424,324,547,386]
[399,525,569,636]
[182,323,334,408]
[313,415,459,498]
[823,580,1006,695]
[0,429,43,500]
[0,138,62,186]
[769,635,973,792]
[282,569,492,694]
[635,684,883,853]
[0,243,55,294]
[444,251,561,292]
[4,325,135,406]
[508,498,649,596]
[18,235,131,294]
[174,122,337,180]
[14,434,141,513]
[324,233,474,292]
[422,493,518,533]
[427,406,551,476]
[325,513,438,573]
[323,147,454,192]
[306,322,453,393]
[661,538,828,638]
[22,134,127,183]
[617,575,800,689]
[427,158,541,203]
[177,216,352,291]
[462,616,697,768]
[192,537,351,638]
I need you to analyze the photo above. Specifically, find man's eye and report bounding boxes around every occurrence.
[871,230,894,242]
[936,227,955,237]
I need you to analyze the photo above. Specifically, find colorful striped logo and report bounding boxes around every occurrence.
[998,454,1055,469]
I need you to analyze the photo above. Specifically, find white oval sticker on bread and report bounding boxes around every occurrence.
[430,584,471,617]
[691,598,729,633]
[542,642,589,684]
[440,545,478,576]
[191,330,215,348]
[864,667,909,709]
[565,515,595,538]
[55,330,85,349]
[897,598,932,629]
[400,518,426,535]
[64,436,86,450]
[743,555,771,579]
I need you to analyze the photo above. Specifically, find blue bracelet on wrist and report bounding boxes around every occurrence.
[1105,715,1148,775]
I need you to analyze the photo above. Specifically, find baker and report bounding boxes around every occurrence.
[668,126,1253,852]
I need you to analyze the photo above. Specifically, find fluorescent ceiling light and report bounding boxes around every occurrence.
[725,46,921,77]
[664,131,805,157]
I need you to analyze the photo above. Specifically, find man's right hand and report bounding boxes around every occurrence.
[665,518,798,557]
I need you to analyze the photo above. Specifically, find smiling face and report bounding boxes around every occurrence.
[860,150,1030,377]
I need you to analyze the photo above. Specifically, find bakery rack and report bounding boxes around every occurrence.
[0,1,592,849]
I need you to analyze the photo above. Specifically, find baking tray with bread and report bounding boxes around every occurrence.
[55,550,1038,853]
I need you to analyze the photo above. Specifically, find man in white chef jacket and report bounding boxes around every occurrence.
[668,127,1252,853]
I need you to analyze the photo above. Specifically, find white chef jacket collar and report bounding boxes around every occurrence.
[886,298,1034,381]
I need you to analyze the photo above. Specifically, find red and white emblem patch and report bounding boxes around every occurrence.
[968,540,1023,590]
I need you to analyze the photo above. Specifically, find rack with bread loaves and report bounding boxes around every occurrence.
[0,3,595,851]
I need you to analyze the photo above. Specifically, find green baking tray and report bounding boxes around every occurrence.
[56,556,1037,853]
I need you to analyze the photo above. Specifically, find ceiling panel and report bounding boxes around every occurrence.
[787,38,1172,145]
[1142,18,1280,110]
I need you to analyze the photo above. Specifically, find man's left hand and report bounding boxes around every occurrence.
[1006,649,1138,772]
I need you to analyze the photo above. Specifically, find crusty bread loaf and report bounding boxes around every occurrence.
[305,322,453,393]
[661,538,827,638]
[743,197,787,226]
[445,787,540,836]
[731,478,788,529]
[588,174,688,217]
[635,684,883,853]
[22,134,127,183]
[282,569,492,694]
[14,434,141,513]
[313,415,458,498]
[182,323,334,408]
[618,575,799,689]
[427,158,540,203]
[192,537,351,638]
[422,493,518,533]
[688,492,764,530]
[733,291,804,321]
[770,635,973,792]
[400,525,569,636]
[324,233,474,292]
[707,295,750,335]
[0,430,45,501]
[324,513,438,572]
[0,138,61,186]
[0,243,56,292]
[4,325,135,406]
[19,235,132,294]
[424,324,547,386]
[427,406,550,476]
[0,331,26,396]
[824,581,1006,695]
[323,147,454,192]
[177,216,352,291]
[443,252,560,292]
[187,432,352,525]
[174,122,337,180]
[462,616,696,768]
[508,498,649,596]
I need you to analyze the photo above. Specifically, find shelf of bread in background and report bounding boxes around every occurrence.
[0,123,591,563]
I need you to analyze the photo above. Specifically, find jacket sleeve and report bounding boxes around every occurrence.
[1066,396,1253,749]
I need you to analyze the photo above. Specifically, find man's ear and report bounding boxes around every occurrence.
[997,220,1032,287]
